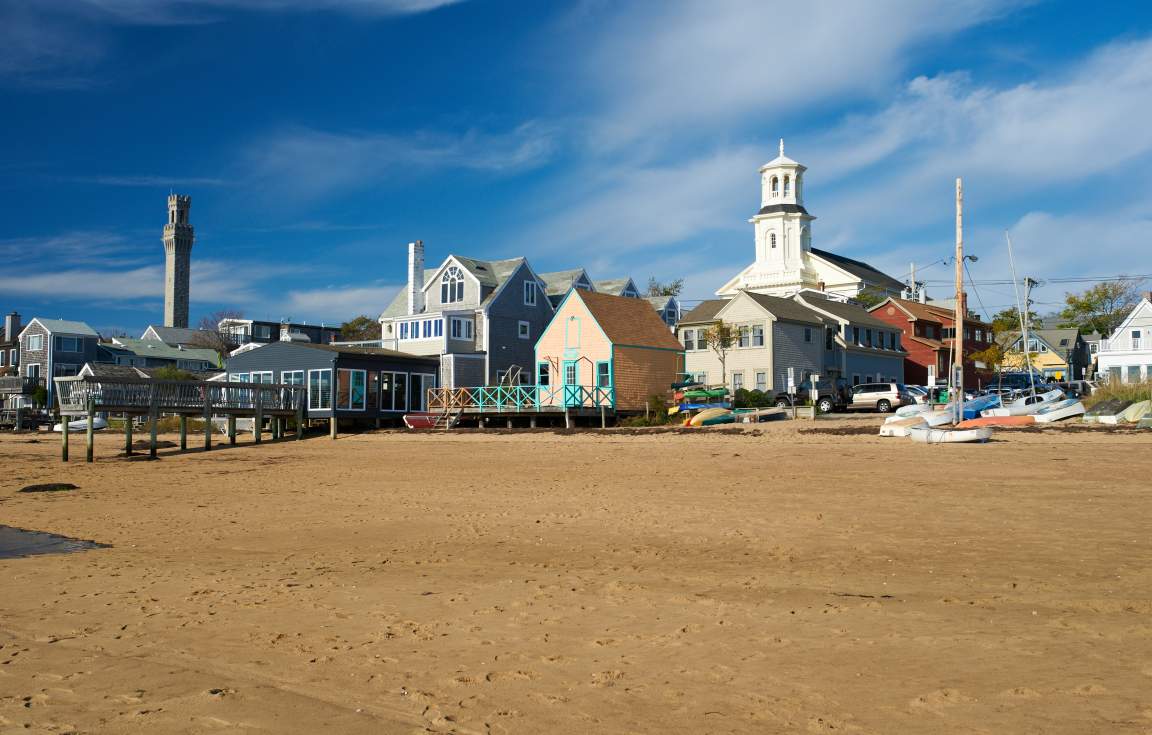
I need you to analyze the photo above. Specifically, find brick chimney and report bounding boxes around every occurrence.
[4,312,19,341]
[407,240,425,316]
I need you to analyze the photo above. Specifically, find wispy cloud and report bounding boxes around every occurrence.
[56,174,232,187]
[282,283,401,322]
[82,0,463,24]
[244,121,557,202]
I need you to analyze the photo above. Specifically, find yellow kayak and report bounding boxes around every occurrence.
[689,408,730,427]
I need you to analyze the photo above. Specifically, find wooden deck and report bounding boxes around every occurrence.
[53,376,306,462]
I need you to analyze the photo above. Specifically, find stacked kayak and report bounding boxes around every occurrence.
[1033,398,1086,423]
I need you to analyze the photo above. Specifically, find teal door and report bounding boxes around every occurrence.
[562,361,579,407]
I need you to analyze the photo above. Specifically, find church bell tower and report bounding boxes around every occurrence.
[746,140,817,292]
[163,194,194,329]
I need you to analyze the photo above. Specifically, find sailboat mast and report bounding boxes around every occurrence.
[954,178,965,423]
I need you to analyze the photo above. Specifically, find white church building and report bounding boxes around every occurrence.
[716,141,904,301]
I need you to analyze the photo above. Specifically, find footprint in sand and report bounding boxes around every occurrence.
[909,688,975,713]
[999,687,1042,699]
[807,715,865,733]
[1069,683,1108,696]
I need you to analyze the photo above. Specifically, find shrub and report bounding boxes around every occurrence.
[1084,380,1152,409]
[152,365,200,381]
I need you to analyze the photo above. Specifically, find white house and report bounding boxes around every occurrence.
[716,140,905,301]
[1097,294,1152,383]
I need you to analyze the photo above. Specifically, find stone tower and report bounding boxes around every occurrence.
[163,194,194,328]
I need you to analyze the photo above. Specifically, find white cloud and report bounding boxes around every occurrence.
[282,284,401,322]
[58,174,232,187]
[82,0,461,24]
[579,0,1013,151]
[244,122,557,202]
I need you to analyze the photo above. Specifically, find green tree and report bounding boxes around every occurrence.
[1057,279,1143,336]
[152,365,199,381]
[990,306,1042,335]
[190,309,244,366]
[647,277,684,297]
[702,323,736,388]
[853,288,886,308]
[340,315,380,341]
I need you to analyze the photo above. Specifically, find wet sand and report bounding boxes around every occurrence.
[1,419,1151,733]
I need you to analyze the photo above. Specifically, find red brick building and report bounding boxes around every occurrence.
[868,297,995,387]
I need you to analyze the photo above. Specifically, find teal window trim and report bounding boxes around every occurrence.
[595,360,611,388]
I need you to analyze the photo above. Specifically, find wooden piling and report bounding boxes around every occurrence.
[228,415,236,445]
[179,415,187,451]
[148,385,159,460]
[61,411,69,462]
[254,391,263,445]
[600,406,607,430]
[86,397,95,463]
[329,414,337,440]
[125,414,133,456]
[203,392,212,451]
[296,404,304,441]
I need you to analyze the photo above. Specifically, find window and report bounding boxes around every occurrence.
[564,362,577,385]
[9,349,15,366]
[0,351,5,367]
[683,329,696,351]
[538,363,551,386]
[54,363,78,377]
[232,372,250,383]
[55,336,80,352]
[596,361,610,387]
[825,326,835,350]
[1127,366,1141,383]
[523,280,537,306]
[255,325,272,339]
[852,327,860,345]
[518,321,531,340]
[251,371,273,384]
[865,329,872,347]
[783,175,790,196]
[755,371,767,391]
[308,369,332,410]
[975,329,983,342]
[434,319,443,337]
[27,363,41,379]
[852,373,860,386]
[337,369,367,410]
[770,233,777,248]
[1090,343,1099,354]
[450,318,474,340]
[399,322,409,340]
[441,266,465,303]
[422,320,432,338]
[732,372,744,391]
[693,372,708,384]
[771,176,779,195]
[804,327,813,343]
[738,326,750,348]
[26,334,43,352]
[752,325,764,347]
[379,372,408,412]
[281,370,304,386]
[888,332,896,350]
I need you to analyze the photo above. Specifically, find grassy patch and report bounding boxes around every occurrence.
[1084,381,1152,409]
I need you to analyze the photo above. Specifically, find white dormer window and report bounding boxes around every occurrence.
[523,280,537,306]
[442,266,465,304]
[783,175,790,196]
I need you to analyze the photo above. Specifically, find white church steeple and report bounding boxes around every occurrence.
[759,138,805,208]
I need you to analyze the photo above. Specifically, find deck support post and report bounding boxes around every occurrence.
[530,416,537,429]
[564,408,571,429]
[254,391,263,445]
[13,407,22,434]
[227,415,236,445]
[203,392,212,451]
[179,415,187,451]
[600,406,607,430]
[274,416,282,440]
[61,410,69,462]
[295,403,304,441]
[329,414,337,440]
[507,418,513,429]
[86,397,95,463]
[125,414,133,456]
[148,385,159,460]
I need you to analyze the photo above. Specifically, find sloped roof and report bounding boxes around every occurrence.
[31,318,99,336]
[81,363,223,380]
[479,258,529,308]
[877,297,994,328]
[645,295,676,309]
[142,325,204,345]
[742,292,824,324]
[810,248,904,293]
[1003,328,1081,350]
[538,269,588,296]
[381,255,529,319]
[279,342,441,361]
[111,338,220,364]
[755,203,810,216]
[796,294,892,328]
[593,278,635,295]
[678,299,728,324]
[908,335,946,351]
[575,291,683,350]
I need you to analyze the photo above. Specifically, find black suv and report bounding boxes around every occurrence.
[774,378,852,414]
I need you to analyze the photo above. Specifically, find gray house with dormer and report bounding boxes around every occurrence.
[17,318,102,405]
[794,292,906,384]
[379,242,555,387]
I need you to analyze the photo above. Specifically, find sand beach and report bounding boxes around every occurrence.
[2,419,1151,733]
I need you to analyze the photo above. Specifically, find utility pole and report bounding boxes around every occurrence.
[954,178,964,425]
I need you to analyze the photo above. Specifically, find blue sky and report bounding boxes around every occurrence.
[2,0,1151,335]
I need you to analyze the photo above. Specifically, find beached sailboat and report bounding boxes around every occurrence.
[1032,398,1086,423]
[981,389,1064,417]
[907,425,993,444]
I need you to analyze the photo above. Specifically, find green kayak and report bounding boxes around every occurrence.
[683,387,730,400]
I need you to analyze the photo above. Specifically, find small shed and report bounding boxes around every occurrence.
[225,341,441,421]
[535,290,684,412]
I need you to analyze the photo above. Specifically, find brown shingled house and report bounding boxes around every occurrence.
[535,290,685,412]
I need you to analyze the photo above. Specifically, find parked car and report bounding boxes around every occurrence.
[906,385,930,404]
[1057,379,1098,398]
[774,378,852,414]
[846,383,915,413]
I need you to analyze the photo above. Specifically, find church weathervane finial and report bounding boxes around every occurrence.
[779,138,784,157]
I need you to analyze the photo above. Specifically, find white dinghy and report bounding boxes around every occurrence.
[1033,398,1086,424]
[907,425,993,444]
[982,389,1064,417]
[53,416,108,433]
[879,416,928,437]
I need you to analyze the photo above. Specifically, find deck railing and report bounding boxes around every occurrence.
[54,376,305,415]
[0,376,42,395]
[427,384,615,413]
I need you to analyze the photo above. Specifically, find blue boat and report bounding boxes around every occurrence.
[961,394,1001,420]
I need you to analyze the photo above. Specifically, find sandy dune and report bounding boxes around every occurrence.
[1,419,1151,733]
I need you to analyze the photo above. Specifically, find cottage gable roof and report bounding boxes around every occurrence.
[109,338,220,364]
[1003,328,1081,351]
[678,299,728,325]
[574,291,683,350]
[795,294,892,328]
[538,269,590,296]
[593,278,639,296]
[871,297,992,327]
[739,292,824,325]
[26,318,99,337]
[142,325,204,346]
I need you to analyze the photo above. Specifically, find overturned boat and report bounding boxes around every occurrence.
[907,425,993,444]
